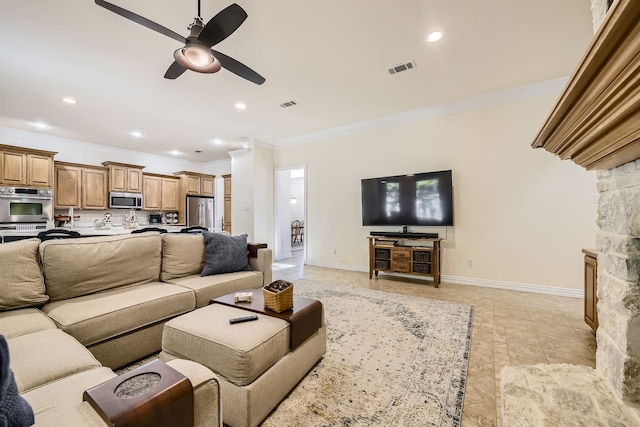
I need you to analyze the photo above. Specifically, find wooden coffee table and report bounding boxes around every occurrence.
[210,290,322,350]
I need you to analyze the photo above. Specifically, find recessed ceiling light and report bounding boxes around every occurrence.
[130,131,143,138]
[62,97,77,104]
[235,102,247,110]
[168,150,183,156]
[427,31,442,43]
[31,122,51,129]
[210,138,222,145]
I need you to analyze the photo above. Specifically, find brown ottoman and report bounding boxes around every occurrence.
[159,303,326,427]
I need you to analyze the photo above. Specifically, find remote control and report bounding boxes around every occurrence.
[229,315,259,324]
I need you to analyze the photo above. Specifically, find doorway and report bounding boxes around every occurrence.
[274,166,305,265]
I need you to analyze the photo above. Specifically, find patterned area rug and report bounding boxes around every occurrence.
[261,279,473,427]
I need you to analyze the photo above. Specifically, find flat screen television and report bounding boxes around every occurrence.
[361,170,454,226]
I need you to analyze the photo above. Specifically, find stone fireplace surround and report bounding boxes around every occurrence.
[501,0,640,424]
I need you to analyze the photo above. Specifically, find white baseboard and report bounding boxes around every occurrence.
[441,274,583,299]
[305,262,583,299]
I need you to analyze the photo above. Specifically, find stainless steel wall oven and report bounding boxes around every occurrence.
[0,186,53,224]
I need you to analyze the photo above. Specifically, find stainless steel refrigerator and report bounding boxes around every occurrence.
[186,195,214,229]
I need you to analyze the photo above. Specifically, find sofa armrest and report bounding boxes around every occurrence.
[165,359,222,427]
[248,248,272,286]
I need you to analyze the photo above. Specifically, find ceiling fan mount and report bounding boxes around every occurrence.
[95,0,265,85]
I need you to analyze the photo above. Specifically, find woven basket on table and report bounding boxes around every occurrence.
[263,281,294,313]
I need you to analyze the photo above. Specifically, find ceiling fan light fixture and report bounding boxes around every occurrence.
[174,45,221,73]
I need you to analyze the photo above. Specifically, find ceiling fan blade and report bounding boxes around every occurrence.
[95,0,186,44]
[198,3,248,47]
[212,49,265,85]
[164,61,187,79]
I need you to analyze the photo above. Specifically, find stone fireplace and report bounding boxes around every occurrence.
[596,162,640,409]
[501,0,640,424]
[591,0,640,411]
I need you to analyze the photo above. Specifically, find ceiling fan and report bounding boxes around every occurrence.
[95,0,265,85]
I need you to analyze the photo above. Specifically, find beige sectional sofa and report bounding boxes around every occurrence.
[0,231,273,426]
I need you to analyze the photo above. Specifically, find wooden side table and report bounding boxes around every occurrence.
[83,359,193,427]
[583,248,598,332]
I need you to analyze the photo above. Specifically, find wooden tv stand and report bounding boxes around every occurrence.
[367,235,441,287]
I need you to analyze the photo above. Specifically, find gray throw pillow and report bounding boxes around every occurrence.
[201,232,252,276]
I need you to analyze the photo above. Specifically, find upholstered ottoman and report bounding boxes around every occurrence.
[159,303,326,427]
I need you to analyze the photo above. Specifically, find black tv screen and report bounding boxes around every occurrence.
[361,170,454,226]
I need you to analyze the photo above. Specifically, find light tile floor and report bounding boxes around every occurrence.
[274,249,596,427]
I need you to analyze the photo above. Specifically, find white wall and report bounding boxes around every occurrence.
[252,144,274,247]
[290,177,305,222]
[275,169,293,260]
[274,91,598,294]
[204,159,231,176]
[1,127,205,175]
[228,143,275,248]
[229,147,254,239]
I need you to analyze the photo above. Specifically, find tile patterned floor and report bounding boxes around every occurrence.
[274,249,596,427]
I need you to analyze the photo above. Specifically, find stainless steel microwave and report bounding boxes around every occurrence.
[109,192,143,210]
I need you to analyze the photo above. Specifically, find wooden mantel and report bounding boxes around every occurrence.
[532,0,640,170]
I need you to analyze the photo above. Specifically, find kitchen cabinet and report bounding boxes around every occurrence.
[0,144,56,187]
[161,177,179,211]
[223,174,231,233]
[201,176,214,196]
[28,154,54,186]
[143,173,180,211]
[173,171,215,196]
[173,171,215,225]
[54,164,81,207]
[1,151,26,184]
[102,162,144,193]
[54,162,108,210]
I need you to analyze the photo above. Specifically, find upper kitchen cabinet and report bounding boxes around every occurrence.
[173,171,215,196]
[142,173,180,212]
[54,162,108,210]
[102,162,144,193]
[0,144,56,187]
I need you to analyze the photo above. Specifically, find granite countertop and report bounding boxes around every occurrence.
[0,224,187,237]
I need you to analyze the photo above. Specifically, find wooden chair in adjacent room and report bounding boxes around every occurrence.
[291,220,302,246]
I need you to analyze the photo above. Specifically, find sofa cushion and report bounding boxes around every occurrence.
[8,329,101,393]
[168,272,263,308]
[161,233,205,281]
[0,334,34,426]
[41,282,195,347]
[162,304,290,386]
[22,367,116,417]
[40,233,162,301]
[201,232,251,277]
[0,308,56,339]
[24,361,221,427]
[0,238,48,311]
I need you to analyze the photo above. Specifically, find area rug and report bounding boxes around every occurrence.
[261,279,473,427]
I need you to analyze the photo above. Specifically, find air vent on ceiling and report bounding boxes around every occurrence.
[279,100,299,108]
[388,61,416,75]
